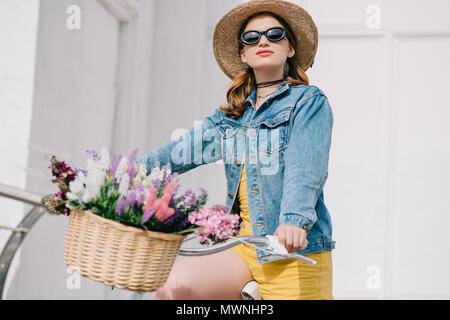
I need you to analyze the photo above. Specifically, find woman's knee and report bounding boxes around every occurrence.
[155,261,195,300]
[154,249,253,300]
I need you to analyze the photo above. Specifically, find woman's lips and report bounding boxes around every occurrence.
[257,50,273,56]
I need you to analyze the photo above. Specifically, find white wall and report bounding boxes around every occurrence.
[7,0,122,299]
[304,0,450,299]
[0,0,40,299]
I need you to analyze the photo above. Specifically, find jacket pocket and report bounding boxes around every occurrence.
[218,124,240,162]
[257,109,291,155]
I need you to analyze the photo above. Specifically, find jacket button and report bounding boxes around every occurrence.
[228,193,233,199]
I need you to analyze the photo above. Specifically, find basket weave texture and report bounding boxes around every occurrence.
[64,208,186,292]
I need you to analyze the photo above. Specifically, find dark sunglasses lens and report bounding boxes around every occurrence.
[267,28,285,41]
[242,31,260,44]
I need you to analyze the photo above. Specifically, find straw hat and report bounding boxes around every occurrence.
[213,0,318,80]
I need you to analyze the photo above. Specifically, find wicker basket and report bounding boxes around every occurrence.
[64,208,187,292]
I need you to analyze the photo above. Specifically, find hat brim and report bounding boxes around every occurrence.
[213,0,318,80]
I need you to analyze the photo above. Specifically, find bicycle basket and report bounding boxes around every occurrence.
[64,208,186,292]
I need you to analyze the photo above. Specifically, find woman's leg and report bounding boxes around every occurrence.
[155,247,253,300]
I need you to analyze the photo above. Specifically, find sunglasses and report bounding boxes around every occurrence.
[240,27,286,45]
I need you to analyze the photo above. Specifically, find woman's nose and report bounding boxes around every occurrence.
[258,34,270,45]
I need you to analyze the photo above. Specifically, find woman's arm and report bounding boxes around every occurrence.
[279,91,334,232]
[135,109,224,175]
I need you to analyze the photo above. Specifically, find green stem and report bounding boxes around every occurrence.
[173,226,198,235]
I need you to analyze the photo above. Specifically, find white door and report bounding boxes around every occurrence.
[300,0,450,299]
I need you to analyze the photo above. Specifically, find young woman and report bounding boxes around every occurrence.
[136,0,335,300]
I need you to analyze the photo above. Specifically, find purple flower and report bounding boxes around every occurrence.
[110,153,122,178]
[84,149,98,161]
[127,162,136,182]
[134,183,147,204]
[163,208,181,226]
[187,193,197,207]
[73,166,88,176]
[141,207,155,224]
[199,187,207,199]
[127,191,137,208]
[128,148,139,164]
[116,197,126,216]
[177,216,191,231]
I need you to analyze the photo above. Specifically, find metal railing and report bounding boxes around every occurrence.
[0,182,46,299]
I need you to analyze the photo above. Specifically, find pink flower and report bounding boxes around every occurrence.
[142,187,157,213]
[207,215,221,229]
[188,205,239,245]
[164,181,177,195]
[155,206,175,222]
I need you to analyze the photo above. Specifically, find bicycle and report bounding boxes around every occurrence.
[129,235,315,300]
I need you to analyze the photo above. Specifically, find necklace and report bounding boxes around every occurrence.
[255,78,284,99]
[256,78,284,88]
[257,87,278,99]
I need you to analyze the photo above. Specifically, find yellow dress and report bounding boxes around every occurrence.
[232,160,334,300]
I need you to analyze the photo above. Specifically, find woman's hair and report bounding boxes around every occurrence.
[219,11,309,119]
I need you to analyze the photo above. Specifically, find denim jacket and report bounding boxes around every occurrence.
[136,78,335,264]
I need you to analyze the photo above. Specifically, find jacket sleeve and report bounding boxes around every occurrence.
[135,109,223,175]
[279,91,333,231]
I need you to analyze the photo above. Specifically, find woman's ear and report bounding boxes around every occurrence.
[288,46,295,59]
[240,49,247,64]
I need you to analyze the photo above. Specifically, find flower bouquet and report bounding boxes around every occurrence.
[41,148,240,292]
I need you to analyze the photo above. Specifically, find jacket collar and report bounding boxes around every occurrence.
[246,77,292,112]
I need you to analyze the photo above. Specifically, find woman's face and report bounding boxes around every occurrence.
[239,15,295,75]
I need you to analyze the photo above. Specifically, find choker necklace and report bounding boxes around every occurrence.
[256,78,284,88]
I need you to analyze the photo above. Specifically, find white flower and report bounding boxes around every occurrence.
[82,189,94,203]
[143,177,153,188]
[149,166,164,181]
[82,158,105,202]
[69,174,85,195]
[66,171,87,204]
[118,173,130,197]
[66,192,79,201]
[100,147,110,172]
[115,156,128,181]
[142,166,163,188]
[137,163,147,180]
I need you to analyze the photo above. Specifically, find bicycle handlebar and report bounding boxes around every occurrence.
[179,236,317,266]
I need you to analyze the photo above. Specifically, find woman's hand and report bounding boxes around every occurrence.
[274,224,307,253]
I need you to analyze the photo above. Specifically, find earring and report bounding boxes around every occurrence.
[283,62,290,77]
